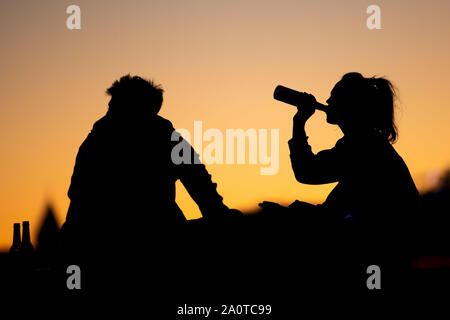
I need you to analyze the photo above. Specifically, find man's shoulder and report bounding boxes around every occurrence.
[153,115,175,133]
[77,115,111,152]
[154,115,174,127]
[90,115,111,133]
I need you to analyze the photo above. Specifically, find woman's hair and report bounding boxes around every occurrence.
[338,72,398,143]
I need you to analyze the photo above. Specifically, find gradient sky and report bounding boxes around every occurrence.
[1,0,449,250]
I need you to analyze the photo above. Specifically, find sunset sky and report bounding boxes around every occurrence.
[1,0,449,250]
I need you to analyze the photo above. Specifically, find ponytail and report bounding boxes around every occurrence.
[367,76,398,143]
[339,72,398,143]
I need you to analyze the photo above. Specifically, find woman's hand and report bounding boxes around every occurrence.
[292,94,315,139]
[291,93,317,139]
[294,93,316,122]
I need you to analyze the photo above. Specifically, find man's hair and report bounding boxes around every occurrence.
[106,74,164,115]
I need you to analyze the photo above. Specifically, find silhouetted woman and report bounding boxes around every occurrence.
[289,72,419,233]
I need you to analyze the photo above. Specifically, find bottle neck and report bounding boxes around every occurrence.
[10,224,21,253]
[22,222,31,244]
[12,224,21,245]
[314,102,329,113]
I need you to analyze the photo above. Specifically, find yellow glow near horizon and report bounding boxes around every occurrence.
[1,1,450,250]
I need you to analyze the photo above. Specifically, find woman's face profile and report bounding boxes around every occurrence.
[325,82,346,125]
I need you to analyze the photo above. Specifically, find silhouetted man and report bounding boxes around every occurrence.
[60,75,233,255]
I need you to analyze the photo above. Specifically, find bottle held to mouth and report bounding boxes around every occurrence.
[273,85,328,112]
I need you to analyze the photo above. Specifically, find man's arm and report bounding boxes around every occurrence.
[170,131,231,219]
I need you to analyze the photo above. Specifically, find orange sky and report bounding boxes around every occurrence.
[1,0,450,250]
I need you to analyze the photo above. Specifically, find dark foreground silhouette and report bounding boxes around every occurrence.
[1,185,450,312]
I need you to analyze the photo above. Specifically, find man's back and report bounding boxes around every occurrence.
[62,114,185,250]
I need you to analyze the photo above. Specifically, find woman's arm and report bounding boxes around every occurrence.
[289,109,341,185]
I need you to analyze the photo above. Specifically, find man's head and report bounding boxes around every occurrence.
[106,74,164,117]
